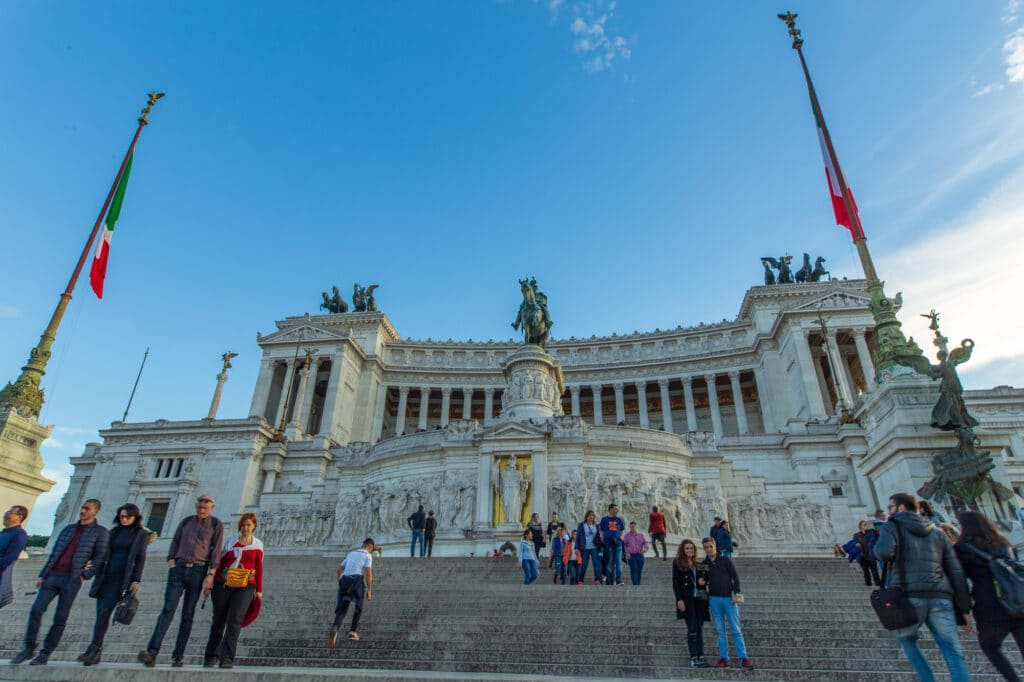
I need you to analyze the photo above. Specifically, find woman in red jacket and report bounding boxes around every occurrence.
[203,513,263,669]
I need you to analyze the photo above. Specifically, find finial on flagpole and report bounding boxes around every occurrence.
[777,12,803,49]
[139,92,165,126]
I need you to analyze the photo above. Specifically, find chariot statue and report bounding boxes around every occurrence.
[352,283,380,312]
[320,286,349,314]
[512,277,553,347]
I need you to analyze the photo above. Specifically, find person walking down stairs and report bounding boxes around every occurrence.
[623,522,650,585]
[518,530,539,585]
[648,505,667,561]
[329,537,375,646]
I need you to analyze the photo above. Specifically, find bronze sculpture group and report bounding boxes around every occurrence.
[319,283,380,314]
[512,277,553,348]
[760,253,829,285]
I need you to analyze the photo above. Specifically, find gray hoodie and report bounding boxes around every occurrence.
[873,511,970,612]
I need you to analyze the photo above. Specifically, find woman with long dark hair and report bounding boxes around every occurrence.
[527,513,545,560]
[954,510,1024,681]
[919,500,947,525]
[79,503,149,666]
[672,539,709,668]
[575,510,603,585]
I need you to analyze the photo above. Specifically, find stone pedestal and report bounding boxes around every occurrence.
[0,408,56,515]
[499,345,564,422]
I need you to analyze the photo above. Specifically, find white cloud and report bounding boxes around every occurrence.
[0,303,19,318]
[569,1,631,72]
[1005,26,1024,82]
[1005,0,1021,25]
[970,80,1005,97]
[878,166,1024,389]
[26,462,73,535]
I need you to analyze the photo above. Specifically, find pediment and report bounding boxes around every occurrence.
[481,420,550,441]
[260,324,347,345]
[790,289,871,312]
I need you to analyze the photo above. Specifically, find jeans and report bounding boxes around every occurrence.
[896,598,971,682]
[89,578,123,648]
[333,575,365,632]
[628,554,645,585]
[579,548,602,583]
[651,533,667,559]
[683,606,706,657]
[146,563,205,659]
[410,529,424,557]
[553,558,566,584]
[25,573,82,654]
[977,619,1024,682]
[603,537,623,584]
[521,560,538,584]
[708,596,748,661]
[204,583,256,664]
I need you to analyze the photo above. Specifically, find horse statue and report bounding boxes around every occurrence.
[352,283,380,312]
[809,257,829,282]
[512,277,552,347]
[320,286,349,314]
[794,253,813,283]
[760,258,776,285]
[760,255,794,284]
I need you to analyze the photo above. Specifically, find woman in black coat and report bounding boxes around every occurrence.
[954,511,1024,682]
[672,539,710,668]
[79,503,149,666]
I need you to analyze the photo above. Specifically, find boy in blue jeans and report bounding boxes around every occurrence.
[550,526,569,584]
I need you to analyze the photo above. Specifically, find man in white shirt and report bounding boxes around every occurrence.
[328,538,374,646]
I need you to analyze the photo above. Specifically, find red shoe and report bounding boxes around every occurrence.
[715,658,730,668]
[577,581,583,586]
[741,658,754,670]
[326,626,338,649]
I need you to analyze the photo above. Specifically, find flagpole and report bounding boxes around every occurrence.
[777,13,921,371]
[0,93,164,419]
[122,347,150,422]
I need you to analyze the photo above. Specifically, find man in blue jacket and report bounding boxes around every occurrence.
[11,498,109,666]
[599,504,626,586]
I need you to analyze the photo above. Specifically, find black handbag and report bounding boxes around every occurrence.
[870,520,919,630]
[113,593,139,625]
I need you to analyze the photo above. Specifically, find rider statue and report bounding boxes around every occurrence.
[512,277,553,347]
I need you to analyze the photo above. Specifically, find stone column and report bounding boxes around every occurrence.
[826,331,855,408]
[794,328,828,419]
[484,389,495,425]
[208,370,228,420]
[682,377,697,432]
[531,452,548,521]
[370,382,387,442]
[704,374,723,439]
[752,367,776,433]
[417,387,431,431]
[297,359,321,431]
[394,387,409,436]
[613,383,625,424]
[289,363,312,427]
[591,385,604,425]
[636,381,650,428]
[476,453,493,527]
[317,355,345,438]
[462,389,473,420]
[569,386,581,417]
[853,327,877,388]
[248,357,274,418]
[440,387,452,427]
[273,360,297,428]
[658,379,673,432]
[728,371,748,435]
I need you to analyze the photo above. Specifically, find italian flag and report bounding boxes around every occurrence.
[811,97,864,240]
[89,154,133,298]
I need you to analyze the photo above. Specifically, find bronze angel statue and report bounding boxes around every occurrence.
[221,352,239,370]
[898,316,978,432]
[760,255,794,284]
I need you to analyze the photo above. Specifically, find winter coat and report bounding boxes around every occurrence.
[90,525,149,598]
[853,529,878,562]
[954,541,1022,625]
[874,511,970,612]
[672,561,710,623]
[41,522,110,581]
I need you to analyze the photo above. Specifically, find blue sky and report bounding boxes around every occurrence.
[4,1,1023,533]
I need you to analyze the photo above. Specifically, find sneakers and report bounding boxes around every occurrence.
[327,626,339,650]
[594,579,601,585]
[577,581,583,586]
[690,656,701,668]
[347,631,359,641]
[28,653,49,666]
[741,658,755,670]
[715,658,730,668]
[10,649,34,665]
[137,650,156,668]
[171,658,184,668]
[695,656,709,668]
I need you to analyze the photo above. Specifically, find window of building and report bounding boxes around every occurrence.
[830,485,844,497]
[147,501,169,536]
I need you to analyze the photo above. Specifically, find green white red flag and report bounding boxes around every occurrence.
[89,154,133,298]
[810,97,864,240]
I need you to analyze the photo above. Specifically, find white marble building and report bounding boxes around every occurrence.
[53,279,1024,556]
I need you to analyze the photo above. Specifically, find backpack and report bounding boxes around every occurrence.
[962,543,1024,618]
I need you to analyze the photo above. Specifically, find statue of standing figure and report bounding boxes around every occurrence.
[352,283,380,312]
[492,456,530,526]
[512,277,553,347]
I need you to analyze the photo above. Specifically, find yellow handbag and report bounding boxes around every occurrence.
[224,567,254,588]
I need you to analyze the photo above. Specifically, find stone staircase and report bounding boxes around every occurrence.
[1,553,1019,680]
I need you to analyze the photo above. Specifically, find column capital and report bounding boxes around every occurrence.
[569,385,581,394]
[441,387,452,397]
[590,384,603,393]
[682,375,694,386]
[484,387,495,396]
[851,326,868,337]
[657,378,670,389]
[420,386,431,394]
[727,370,740,380]
[612,382,624,392]
[398,386,410,396]
[635,380,648,392]
[703,373,717,384]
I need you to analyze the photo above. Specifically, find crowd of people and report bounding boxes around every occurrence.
[5,495,264,670]
[838,493,1024,682]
